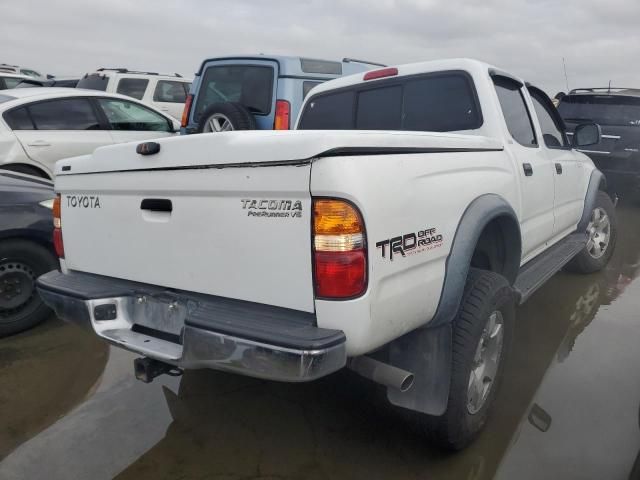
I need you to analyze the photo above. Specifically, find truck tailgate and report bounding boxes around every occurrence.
[56,150,314,312]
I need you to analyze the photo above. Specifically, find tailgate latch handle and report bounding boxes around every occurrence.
[140,199,172,212]
[136,142,161,156]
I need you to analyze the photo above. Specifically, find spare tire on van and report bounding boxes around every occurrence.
[197,102,256,133]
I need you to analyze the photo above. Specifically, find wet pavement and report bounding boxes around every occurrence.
[2,205,640,480]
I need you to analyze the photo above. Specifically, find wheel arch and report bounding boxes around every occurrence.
[431,194,521,328]
[0,162,52,180]
[577,169,605,232]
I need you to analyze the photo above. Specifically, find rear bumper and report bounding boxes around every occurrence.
[36,271,346,382]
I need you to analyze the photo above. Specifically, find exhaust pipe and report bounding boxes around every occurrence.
[348,356,414,392]
[134,357,182,383]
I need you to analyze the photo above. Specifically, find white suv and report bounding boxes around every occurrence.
[77,68,192,120]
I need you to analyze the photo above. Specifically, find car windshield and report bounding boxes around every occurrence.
[558,94,640,127]
[76,73,109,91]
[193,65,274,120]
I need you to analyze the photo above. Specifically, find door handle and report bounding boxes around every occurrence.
[27,140,51,147]
[140,198,172,212]
[523,163,533,176]
[555,163,563,174]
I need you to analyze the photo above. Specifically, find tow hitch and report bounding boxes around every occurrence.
[133,357,183,383]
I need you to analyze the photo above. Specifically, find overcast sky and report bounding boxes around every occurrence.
[4,0,640,96]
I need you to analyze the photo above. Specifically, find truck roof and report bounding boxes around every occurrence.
[306,58,517,97]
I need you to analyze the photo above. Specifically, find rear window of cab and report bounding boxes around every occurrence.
[298,71,483,132]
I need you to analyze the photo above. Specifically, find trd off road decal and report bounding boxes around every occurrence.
[376,227,443,260]
[241,199,303,218]
[66,195,101,208]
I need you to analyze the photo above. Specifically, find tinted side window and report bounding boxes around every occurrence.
[116,78,149,100]
[493,77,537,147]
[298,91,355,129]
[154,80,188,103]
[3,77,24,89]
[303,81,322,98]
[28,99,100,130]
[404,75,481,131]
[98,98,170,132]
[299,72,482,132]
[356,85,402,130]
[529,90,568,148]
[4,107,34,130]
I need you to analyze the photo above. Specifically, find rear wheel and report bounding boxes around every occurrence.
[0,240,58,337]
[197,102,256,133]
[422,268,514,450]
[566,191,617,274]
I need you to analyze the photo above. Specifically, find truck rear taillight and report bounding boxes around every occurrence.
[274,99,290,130]
[52,195,64,258]
[181,94,193,128]
[313,199,367,298]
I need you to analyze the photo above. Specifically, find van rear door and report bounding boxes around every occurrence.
[189,58,278,131]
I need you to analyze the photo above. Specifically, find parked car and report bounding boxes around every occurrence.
[0,73,46,90]
[181,55,380,134]
[0,63,46,79]
[558,87,640,197]
[0,87,180,179]
[46,77,80,88]
[77,68,192,120]
[37,59,615,450]
[0,170,57,337]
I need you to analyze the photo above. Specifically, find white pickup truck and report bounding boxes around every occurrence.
[37,59,616,449]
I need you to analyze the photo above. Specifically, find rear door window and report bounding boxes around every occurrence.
[4,107,34,130]
[153,80,188,103]
[28,98,101,130]
[299,71,482,132]
[493,77,537,147]
[3,77,25,89]
[76,73,109,91]
[116,78,149,100]
[97,98,171,132]
[194,65,274,120]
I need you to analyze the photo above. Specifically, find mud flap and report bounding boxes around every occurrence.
[386,323,452,416]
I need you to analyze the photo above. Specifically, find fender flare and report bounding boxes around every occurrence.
[431,193,521,328]
[388,194,521,415]
[577,169,605,232]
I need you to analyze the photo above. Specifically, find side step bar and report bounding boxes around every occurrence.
[514,232,587,304]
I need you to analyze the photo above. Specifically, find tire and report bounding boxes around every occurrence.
[422,268,514,450]
[0,240,58,337]
[197,102,256,133]
[566,191,617,274]
[0,163,50,179]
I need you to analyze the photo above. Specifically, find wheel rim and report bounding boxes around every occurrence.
[467,310,504,415]
[203,113,234,133]
[586,207,610,259]
[0,260,36,320]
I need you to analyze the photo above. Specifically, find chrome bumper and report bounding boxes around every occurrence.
[37,271,346,382]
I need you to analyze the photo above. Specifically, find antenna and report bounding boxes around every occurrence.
[608,80,611,93]
[562,57,569,92]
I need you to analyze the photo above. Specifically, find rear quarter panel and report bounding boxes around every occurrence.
[311,150,518,356]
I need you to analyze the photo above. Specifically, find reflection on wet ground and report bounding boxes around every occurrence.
[2,204,640,479]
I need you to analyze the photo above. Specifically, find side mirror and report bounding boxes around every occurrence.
[171,121,181,133]
[573,122,601,148]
